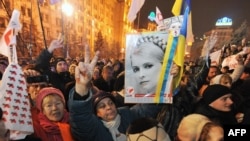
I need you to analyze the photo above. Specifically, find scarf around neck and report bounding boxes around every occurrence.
[38,110,72,141]
[102,114,126,141]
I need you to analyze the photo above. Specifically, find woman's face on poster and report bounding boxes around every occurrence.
[131,43,163,94]
[169,22,182,37]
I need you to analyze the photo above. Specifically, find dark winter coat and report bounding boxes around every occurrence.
[68,88,163,141]
[35,49,74,104]
[194,100,238,125]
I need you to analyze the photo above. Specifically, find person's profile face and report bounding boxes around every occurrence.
[96,98,117,122]
[131,46,162,94]
[219,77,232,88]
[208,67,218,80]
[209,94,233,112]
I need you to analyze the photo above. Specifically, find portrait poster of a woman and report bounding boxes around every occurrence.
[125,16,183,104]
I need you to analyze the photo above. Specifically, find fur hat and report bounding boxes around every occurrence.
[92,91,116,114]
[202,84,231,104]
[36,87,65,111]
[177,114,211,141]
[127,117,171,141]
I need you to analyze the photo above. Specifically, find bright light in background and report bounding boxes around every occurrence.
[187,42,192,46]
[121,47,125,53]
[62,2,73,16]
[185,52,190,57]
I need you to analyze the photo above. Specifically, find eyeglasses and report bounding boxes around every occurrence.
[126,125,164,141]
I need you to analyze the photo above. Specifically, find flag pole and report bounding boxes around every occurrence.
[60,1,67,58]
[137,11,140,30]
[29,0,33,58]
[36,0,47,49]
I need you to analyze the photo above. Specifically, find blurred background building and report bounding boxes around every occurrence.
[0,0,134,62]
[0,0,250,63]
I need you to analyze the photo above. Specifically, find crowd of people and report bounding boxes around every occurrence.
[0,32,250,141]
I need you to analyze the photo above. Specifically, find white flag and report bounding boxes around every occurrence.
[155,6,163,25]
[186,12,194,43]
[127,0,145,22]
[0,10,21,59]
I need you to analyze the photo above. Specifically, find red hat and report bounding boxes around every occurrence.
[36,87,65,111]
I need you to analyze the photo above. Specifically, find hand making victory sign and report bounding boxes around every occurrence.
[75,42,100,96]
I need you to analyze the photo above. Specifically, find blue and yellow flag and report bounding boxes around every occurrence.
[172,0,183,16]
[155,0,190,103]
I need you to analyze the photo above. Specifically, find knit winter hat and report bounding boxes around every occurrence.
[177,114,211,141]
[202,84,231,104]
[54,57,66,67]
[92,91,116,114]
[36,87,65,111]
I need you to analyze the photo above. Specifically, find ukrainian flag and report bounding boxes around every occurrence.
[155,0,190,103]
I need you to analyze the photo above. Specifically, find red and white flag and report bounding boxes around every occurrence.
[0,10,33,140]
[0,10,21,60]
[155,6,163,25]
[127,0,145,22]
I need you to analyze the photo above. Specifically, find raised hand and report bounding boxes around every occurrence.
[47,39,64,53]
[75,44,100,96]
[170,63,180,77]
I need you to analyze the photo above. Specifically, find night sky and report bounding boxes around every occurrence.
[137,0,250,37]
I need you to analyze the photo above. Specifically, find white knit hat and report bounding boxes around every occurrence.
[177,114,211,141]
[210,74,222,85]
